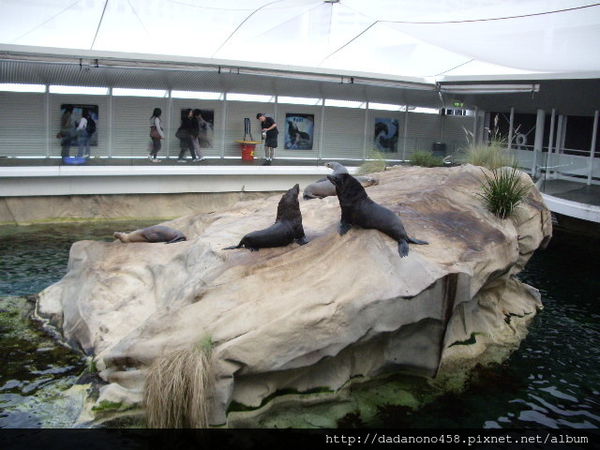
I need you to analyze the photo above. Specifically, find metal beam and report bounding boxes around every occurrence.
[588,110,599,185]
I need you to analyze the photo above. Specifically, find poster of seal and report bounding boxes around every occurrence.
[285,113,314,150]
[374,117,399,153]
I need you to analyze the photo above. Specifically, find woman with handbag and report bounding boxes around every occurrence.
[149,108,164,162]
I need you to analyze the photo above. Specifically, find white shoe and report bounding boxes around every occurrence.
[177,158,186,163]
[151,158,161,163]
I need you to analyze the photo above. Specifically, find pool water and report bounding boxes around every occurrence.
[0,221,156,428]
[0,222,598,429]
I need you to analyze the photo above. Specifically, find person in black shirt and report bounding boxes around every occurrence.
[176,109,198,162]
[257,113,278,166]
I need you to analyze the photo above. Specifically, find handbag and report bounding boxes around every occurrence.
[150,126,161,139]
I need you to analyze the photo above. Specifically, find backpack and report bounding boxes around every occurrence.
[86,117,96,135]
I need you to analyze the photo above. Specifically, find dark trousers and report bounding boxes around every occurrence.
[178,137,197,159]
[61,133,72,157]
[150,138,161,157]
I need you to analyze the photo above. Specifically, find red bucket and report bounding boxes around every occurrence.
[241,143,255,161]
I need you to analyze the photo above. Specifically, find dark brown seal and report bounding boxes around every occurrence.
[113,225,187,244]
[224,184,308,251]
[327,173,428,257]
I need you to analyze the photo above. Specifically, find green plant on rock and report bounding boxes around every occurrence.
[460,119,517,170]
[357,150,387,175]
[409,151,444,167]
[478,166,530,219]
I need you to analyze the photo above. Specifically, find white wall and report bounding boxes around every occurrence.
[0,92,47,156]
[0,91,469,160]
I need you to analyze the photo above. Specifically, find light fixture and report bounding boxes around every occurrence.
[440,83,540,94]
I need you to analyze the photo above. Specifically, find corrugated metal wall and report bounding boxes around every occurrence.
[0,92,47,157]
[323,106,366,159]
[0,92,469,159]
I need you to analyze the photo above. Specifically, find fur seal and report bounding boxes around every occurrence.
[224,184,308,251]
[114,225,187,244]
[303,161,378,200]
[327,173,428,257]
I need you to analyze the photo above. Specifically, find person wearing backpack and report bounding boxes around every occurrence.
[76,109,94,158]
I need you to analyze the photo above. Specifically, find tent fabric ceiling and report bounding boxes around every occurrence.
[1,0,599,80]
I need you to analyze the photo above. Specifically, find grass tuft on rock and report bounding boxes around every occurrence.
[357,150,387,175]
[478,167,530,219]
[409,151,444,167]
[464,141,516,170]
[144,339,213,428]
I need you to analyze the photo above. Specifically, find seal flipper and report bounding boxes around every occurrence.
[295,236,309,245]
[398,240,409,258]
[223,243,243,250]
[339,221,352,235]
[166,236,187,244]
[407,236,428,245]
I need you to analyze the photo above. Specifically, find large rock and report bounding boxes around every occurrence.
[36,164,552,426]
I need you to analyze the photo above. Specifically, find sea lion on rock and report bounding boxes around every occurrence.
[224,184,308,251]
[303,161,378,200]
[113,225,187,244]
[327,173,428,257]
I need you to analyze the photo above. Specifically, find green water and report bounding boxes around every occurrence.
[0,221,156,427]
[0,223,598,429]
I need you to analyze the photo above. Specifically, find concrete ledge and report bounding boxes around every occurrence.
[542,193,600,223]
[0,165,352,197]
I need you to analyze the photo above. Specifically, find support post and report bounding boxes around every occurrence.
[482,111,490,144]
[107,88,113,158]
[560,116,568,152]
[507,107,515,150]
[362,103,369,161]
[45,85,50,158]
[220,93,227,160]
[532,109,545,176]
[588,110,599,185]
[553,115,564,179]
[546,109,556,181]
[402,105,409,162]
[166,92,173,159]
[318,99,325,162]
[472,106,478,146]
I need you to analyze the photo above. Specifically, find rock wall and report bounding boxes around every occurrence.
[0,191,275,225]
[36,164,552,426]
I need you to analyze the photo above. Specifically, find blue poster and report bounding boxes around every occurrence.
[285,113,314,150]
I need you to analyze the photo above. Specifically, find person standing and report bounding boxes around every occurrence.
[59,105,74,158]
[176,109,197,162]
[256,113,278,165]
[191,109,206,161]
[76,109,91,158]
[148,108,164,162]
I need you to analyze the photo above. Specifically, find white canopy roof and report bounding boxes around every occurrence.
[1,0,599,81]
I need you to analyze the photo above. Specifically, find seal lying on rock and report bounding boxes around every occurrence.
[113,225,187,244]
[303,161,379,200]
[224,184,308,251]
[327,173,428,257]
